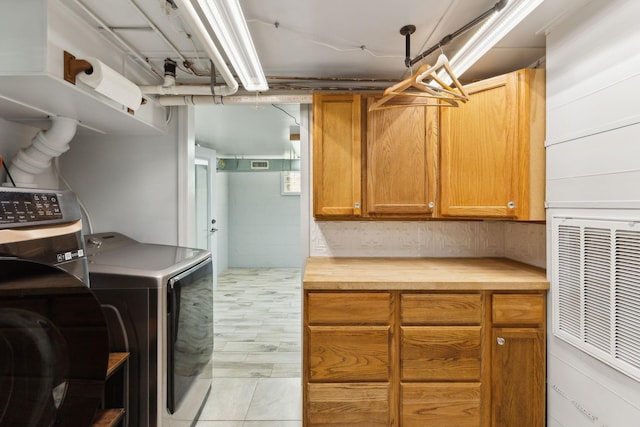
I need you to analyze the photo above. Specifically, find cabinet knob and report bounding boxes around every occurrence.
[354,202,361,209]
[497,337,506,346]
[507,201,516,209]
[428,201,435,209]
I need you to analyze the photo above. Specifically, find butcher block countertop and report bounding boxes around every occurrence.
[303,257,549,291]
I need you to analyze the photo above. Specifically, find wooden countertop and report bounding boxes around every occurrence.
[303,257,549,291]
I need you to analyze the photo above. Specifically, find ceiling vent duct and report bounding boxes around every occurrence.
[217,159,300,172]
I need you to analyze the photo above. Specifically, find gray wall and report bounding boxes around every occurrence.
[215,170,229,273]
[227,171,301,267]
[545,0,640,425]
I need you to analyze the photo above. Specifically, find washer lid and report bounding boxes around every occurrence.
[85,232,211,281]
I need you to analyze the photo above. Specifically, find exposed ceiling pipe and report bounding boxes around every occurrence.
[173,0,239,96]
[5,117,78,188]
[157,94,312,106]
[72,0,162,80]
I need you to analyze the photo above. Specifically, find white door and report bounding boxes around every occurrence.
[194,145,217,252]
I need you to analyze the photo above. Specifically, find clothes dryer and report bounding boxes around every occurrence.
[85,232,213,427]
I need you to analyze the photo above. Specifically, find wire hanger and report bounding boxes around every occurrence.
[368,54,468,111]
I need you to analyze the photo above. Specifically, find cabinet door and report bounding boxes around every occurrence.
[491,328,545,427]
[312,94,362,218]
[439,69,545,220]
[366,97,437,217]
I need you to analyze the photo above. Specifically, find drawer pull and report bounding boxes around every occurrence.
[497,337,506,346]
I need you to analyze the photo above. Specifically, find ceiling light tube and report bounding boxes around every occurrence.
[448,0,544,78]
[174,0,239,96]
[192,0,268,92]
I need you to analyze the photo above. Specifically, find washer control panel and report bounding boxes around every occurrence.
[0,188,80,228]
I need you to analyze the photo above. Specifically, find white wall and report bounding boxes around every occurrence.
[545,0,640,425]
[58,114,181,246]
[227,171,301,268]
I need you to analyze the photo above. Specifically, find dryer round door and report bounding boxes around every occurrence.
[0,258,109,427]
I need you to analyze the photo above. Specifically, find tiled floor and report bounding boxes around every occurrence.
[197,268,302,427]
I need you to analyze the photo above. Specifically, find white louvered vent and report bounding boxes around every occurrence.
[250,160,269,170]
[552,217,640,381]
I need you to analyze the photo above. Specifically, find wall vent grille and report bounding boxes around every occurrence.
[250,160,269,170]
[552,216,640,381]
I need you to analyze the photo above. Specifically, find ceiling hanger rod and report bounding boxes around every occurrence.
[407,0,508,67]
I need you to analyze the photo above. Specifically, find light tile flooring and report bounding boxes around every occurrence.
[197,268,302,427]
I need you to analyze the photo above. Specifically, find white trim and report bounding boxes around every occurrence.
[546,201,640,210]
[177,106,196,247]
[300,104,311,267]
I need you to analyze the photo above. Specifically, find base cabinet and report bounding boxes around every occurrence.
[304,290,546,427]
[401,383,481,427]
[307,383,391,427]
[491,328,545,427]
[490,293,546,427]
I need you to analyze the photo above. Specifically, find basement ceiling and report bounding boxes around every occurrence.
[62,0,591,156]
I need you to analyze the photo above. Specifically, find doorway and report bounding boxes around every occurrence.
[180,102,311,424]
[194,145,217,252]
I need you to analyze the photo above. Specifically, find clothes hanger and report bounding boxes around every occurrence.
[415,54,469,102]
[368,54,468,111]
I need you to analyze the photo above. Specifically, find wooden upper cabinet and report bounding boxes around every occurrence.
[366,97,437,217]
[439,68,545,220]
[312,93,362,218]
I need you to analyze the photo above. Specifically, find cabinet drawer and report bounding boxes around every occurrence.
[401,326,481,381]
[307,383,390,426]
[401,382,481,427]
[308,326,390,381]
[307,292,391,324]
[401,293,482,325]
[492,294,545,326]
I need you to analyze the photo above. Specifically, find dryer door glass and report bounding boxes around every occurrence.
[167,258,214,414]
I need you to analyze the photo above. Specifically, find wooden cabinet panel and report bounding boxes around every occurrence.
[307,383,390,426]
[303,285,547,427]
[308,326,390,381]
[491,328,545,427]
[439,69,545,220]
[401,293,482,325]
[492,293,545,326]
[401,326,481,381]
[401,382,481,427]
[307,292,391,324]
[365,97,437,217]
[312,94,362,218]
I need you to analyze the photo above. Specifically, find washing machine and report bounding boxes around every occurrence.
[84,232,214,427]
[0,187,110,427]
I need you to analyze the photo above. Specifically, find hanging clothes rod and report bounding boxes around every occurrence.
[406,0,508,68]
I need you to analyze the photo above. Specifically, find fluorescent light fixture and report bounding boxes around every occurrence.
[192,0,268,91]
[448,0,544,78]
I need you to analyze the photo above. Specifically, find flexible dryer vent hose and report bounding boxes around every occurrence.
[6,117,77,188]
